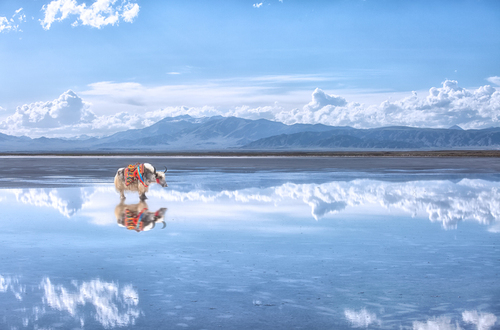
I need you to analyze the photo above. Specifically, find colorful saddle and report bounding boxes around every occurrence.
[124,208,147,232]
[124,163,148,187]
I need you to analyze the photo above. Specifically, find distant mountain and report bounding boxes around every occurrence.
[0,115,499,153]
[86,115,336,151]
[242,126,500,150]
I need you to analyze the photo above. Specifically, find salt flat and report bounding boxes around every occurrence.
[0,157,498,329]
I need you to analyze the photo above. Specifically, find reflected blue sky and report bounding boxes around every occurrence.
[0,166,499,329]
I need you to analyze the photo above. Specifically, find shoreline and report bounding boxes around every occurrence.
[1,150,500,157]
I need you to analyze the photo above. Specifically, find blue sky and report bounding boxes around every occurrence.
[0,0,499,137]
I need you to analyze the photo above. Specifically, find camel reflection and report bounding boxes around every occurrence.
[114,200,167,232]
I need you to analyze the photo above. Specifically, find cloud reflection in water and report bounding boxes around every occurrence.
[42,277,141,328]
[2,178,500,231]
[0,275,141,329]
[0,274,24,301]
[344,308,381,328]
[343,308,498,330]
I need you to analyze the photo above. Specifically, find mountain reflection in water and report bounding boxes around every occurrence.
[3,178,500,231]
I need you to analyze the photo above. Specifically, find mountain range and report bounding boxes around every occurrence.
[1,115,500,153]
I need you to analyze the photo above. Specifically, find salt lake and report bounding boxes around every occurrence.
[0,156,498,329]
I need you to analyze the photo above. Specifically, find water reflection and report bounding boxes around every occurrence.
[0,274,24,301]
[2,272,497,330]
[343,308,498,330]
[115,200,167,232]
[42,277,141,328]
[2,178,499,231]
[344,308,382,328]
[12,187,94,217]
[0,275,141,329]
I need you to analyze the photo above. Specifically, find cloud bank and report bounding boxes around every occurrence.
[1,80,499,138]
[40,0,140,30]
[275,80,500,129]
[0,90,96,137]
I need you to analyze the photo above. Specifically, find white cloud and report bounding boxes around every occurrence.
[121,2,139,23]
[0,8,25,33]
[82,80,278,109]
[0,90,96,137]
[344,308,381,328]
[487,76,500,86]
[2,79,499,138]
[0,88,240,137]
[79,80,300,124]
[83,79,500,131]
[276,80,500,129]
[253,3,263,8]
[40,0,140,30]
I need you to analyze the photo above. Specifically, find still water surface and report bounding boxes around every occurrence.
[0,157,498,329]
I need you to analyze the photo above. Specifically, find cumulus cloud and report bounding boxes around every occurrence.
[40,0,139,30]
[2,80,499,138]
[276,80,500,129]
[0,90,96,137]
[0,89,238,137]
[253,3,263,8]
[0,8,26,33]
[81,79,499,131]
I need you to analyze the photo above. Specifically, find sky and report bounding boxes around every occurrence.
[0,0,499,138]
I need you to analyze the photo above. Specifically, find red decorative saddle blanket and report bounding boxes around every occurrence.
[124,163,148,187]
[125,208,147,232]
